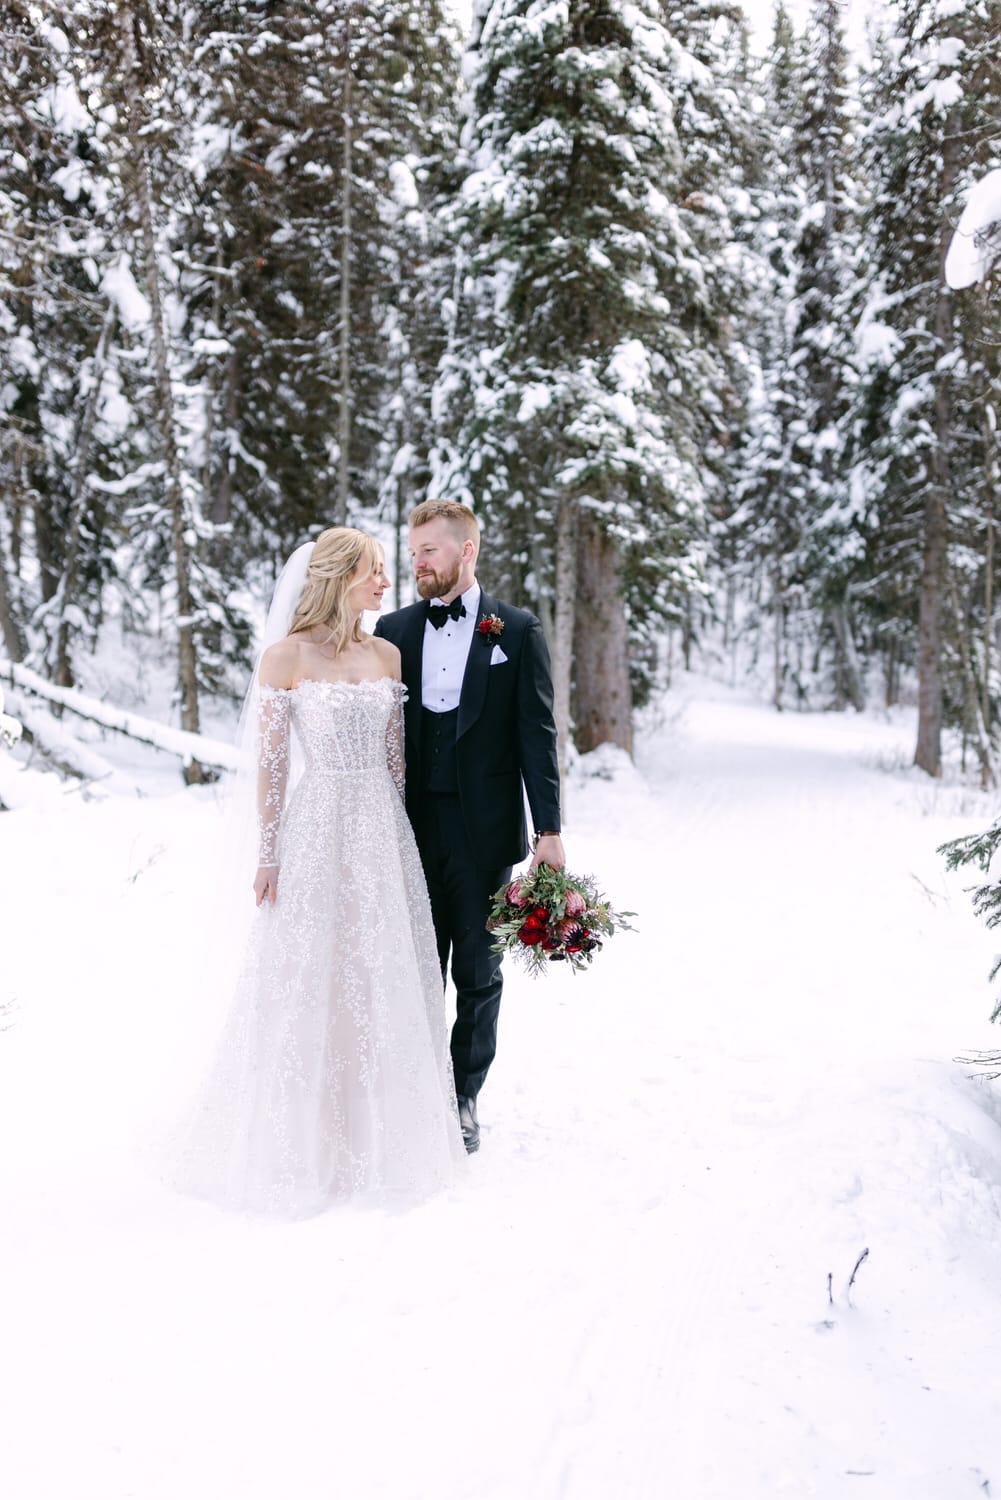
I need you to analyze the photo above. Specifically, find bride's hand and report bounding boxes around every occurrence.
[254,866,279,906]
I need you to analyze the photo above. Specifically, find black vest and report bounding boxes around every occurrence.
[420,706,460,793]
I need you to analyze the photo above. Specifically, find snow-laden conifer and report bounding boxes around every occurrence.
[849,0,1001,779]
[725,0,862,710]
[0,3,126,682]
[178,1,460,561]
[434,0,744,761]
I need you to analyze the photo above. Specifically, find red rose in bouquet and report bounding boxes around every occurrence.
[518,924,546,945]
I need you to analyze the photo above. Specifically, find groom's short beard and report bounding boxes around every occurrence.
[416,560,462,600]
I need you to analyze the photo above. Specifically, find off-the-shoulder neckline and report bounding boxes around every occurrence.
[260,676,405,694]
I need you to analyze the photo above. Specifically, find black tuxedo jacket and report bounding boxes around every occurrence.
[374,589,561,870]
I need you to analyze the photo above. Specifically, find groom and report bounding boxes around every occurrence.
[374,499,564,1153]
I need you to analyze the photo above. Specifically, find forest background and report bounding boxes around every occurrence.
[2,0,1001,796]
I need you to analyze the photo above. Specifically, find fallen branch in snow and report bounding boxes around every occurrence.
[954,1050,1001,1081]
[0,659,241,774]
[15,699,122,786]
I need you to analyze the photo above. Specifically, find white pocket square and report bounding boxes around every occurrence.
[490,645,508,665]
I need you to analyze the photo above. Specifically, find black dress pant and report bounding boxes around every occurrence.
[412,793,511,1101]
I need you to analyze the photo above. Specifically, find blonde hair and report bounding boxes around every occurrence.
[409,498,480,555]
[289,527,382,655]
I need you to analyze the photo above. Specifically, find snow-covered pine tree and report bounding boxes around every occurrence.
[83,0,223,779]
[850,0,1001,778]
[659,0,756,672]
[367,4,462,601]
[179,1,460,572]
[0,3,126,682]
[787,0,864,710]
[725,0,861,710]
[434,0,738,763]
[3,0,461,736]
[721,2,807,704]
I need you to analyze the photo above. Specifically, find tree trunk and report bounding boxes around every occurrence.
[0,527,25,661]
[52,306,116,691]
[885,636,898,709]
[120,3,206,785]
[531,542,554,645]
[983,394,996,742]
[573,508,631,755]
[211,349,240,534]
[829,603,865,711]
[948,575,993,787]
[914,485,948,776]
[772,550,784,712]
[335,18,353,527]
[914,111,959,778]
[551,495,578,794]
[207,231,238,539]
[33,495,60,604]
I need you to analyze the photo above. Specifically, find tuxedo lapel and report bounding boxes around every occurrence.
[401,599,428,705]
[399,602,428,779]
[457,589,497,739]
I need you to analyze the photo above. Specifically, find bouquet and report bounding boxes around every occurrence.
[486,862,634,975]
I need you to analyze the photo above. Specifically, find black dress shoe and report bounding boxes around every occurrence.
[457,1095,480,1154]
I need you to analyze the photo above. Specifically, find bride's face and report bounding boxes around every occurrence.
[347,553,390,615]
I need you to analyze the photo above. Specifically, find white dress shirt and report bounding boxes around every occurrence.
[421,582,481,714]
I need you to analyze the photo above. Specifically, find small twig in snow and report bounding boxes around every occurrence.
[847,1247,870,1304]
[910,872,945,906]
[826,1249,870,1310]
[128,845,165,884]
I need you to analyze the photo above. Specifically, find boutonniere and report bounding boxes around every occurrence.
[477,614,505,644]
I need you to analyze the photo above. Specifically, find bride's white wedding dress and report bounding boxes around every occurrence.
[175,676,465,1215]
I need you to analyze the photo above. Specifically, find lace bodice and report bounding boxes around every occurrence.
[258,677,406,865]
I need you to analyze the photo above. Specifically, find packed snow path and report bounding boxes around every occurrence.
[3,679,1001,1500]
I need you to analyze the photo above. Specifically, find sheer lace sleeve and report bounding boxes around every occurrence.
[257,686,291,866]
[386,681,407,801]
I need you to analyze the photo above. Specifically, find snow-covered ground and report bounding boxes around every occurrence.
[3,675,1001,1500]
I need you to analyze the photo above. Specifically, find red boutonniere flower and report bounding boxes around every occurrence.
[478,614,505,643]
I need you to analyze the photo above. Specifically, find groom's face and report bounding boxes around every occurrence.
[410,519,464,601]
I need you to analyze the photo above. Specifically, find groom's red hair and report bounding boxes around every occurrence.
[409,499,480,553]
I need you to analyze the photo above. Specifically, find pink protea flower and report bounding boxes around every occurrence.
[564,889,587,917]
[505,880,530,908]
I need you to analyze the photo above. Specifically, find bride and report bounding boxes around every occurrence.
[174,526,466,1215]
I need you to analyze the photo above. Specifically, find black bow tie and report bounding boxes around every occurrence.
[428,598,466,630]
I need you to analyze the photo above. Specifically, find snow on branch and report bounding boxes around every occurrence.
[0,661,242,773]
[945,169,1001,290]
[0,685,22,750]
